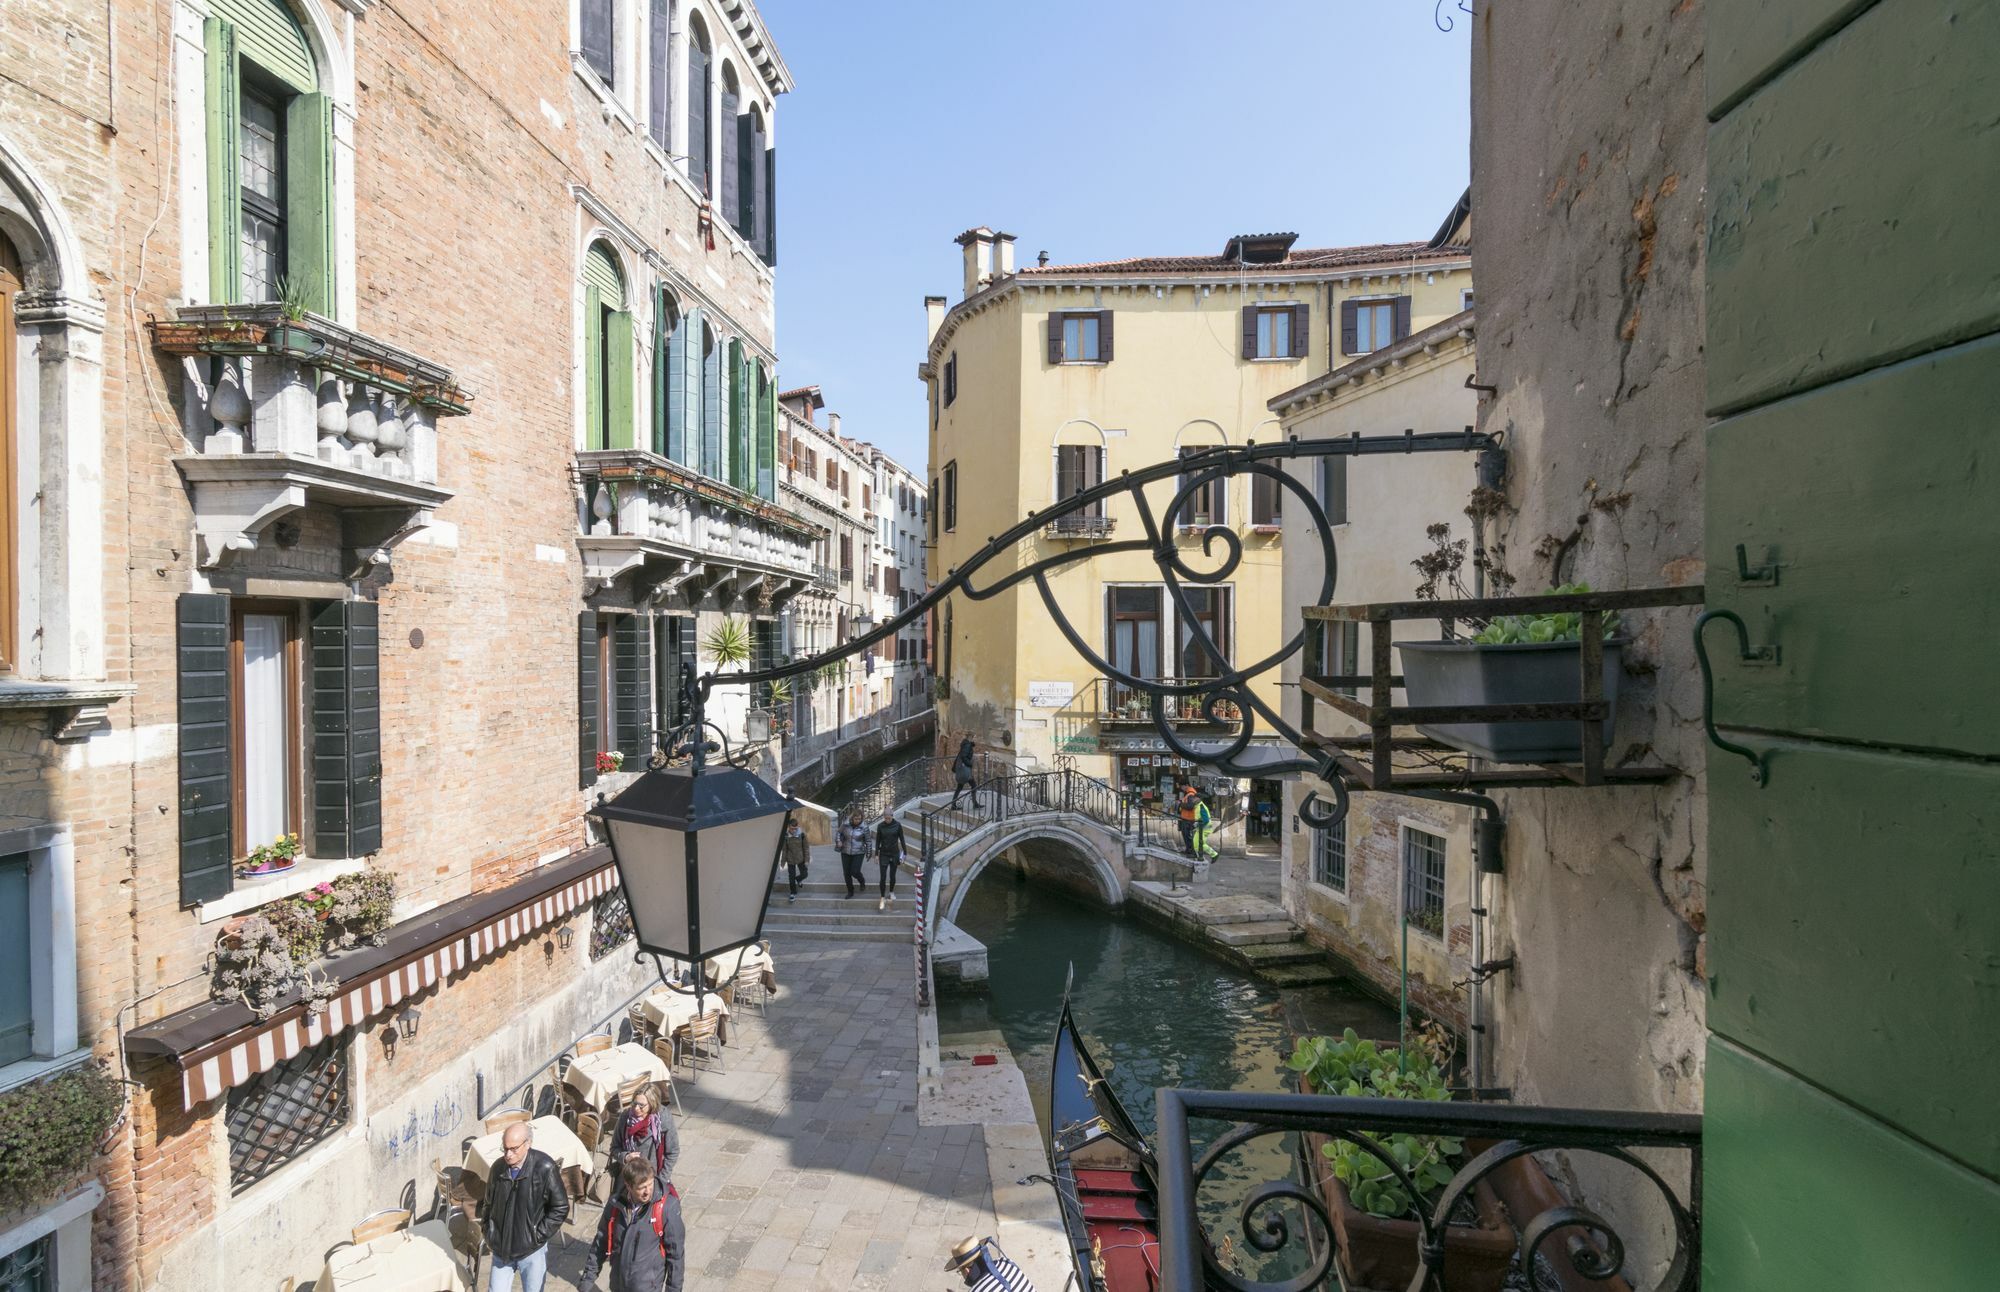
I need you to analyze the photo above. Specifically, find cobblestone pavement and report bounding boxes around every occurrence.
[523,936,999,1292]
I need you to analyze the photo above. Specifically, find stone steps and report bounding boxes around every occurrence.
[1234,939,1336,969]
[1255,959,1345,988]
[1208,921,1303,947]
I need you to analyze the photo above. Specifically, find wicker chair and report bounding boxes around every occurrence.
[350,1207,411,1244]
[482,1107,531,1134]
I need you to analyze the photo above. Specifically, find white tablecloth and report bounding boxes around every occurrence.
[564,1041,671,1112]
[462,1115,590,1182]
[637,987,732,1039]
[318,1219,465,1291]
[704,943,775,983]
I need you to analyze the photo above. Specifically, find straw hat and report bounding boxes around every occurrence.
[944,1236,986,1272]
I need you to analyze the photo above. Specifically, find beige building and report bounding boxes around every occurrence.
[922,226,1472,803]
[1271,308,1482,1029]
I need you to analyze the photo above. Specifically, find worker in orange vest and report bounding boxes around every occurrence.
[1176,783,1200,856]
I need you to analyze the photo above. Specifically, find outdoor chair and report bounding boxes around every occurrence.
[626,1003,658,1046]
[650,1038,685,1116]
[575,1032,615,1056]
[678,1013,725,1081]
[731,965,768,1016]
[445,1202,485,1285]
[350,1207,411,1244]
[431,1159,475,1218]
[482,1107,531,1134]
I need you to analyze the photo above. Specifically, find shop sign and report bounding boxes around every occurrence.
[1027,681,1075,708]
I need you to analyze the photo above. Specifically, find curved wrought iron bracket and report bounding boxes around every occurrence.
[1693,609,1776,786]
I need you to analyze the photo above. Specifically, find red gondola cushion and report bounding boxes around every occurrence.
[1080,1194,1155,1223]
[1075,1169,1149,1196]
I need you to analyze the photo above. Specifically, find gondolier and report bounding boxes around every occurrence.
[945,1236,1035,1291]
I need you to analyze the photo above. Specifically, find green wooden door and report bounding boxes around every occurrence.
[1703,2,2000,1284]
[0,852,30,1065]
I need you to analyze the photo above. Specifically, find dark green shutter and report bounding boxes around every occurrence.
[584,284,604,449]
[1290,303,1310,357]
[284,93,336,316]
[750,619,779,709]
[310,600,381,858]
[178,594,234,905]
[612,614,652,761]
[727,340,745,489]
[1393,295,1413,341]
[1340,299,1359,354]
[764,147,777,265]
[607,309,636,449]
[654,614,697,735]
[1241,306,1258,359]
[719,87,739,225]
[578,611,600,788]
[737,114,758,239]
[203,19,242,304]
[756,364,776,500]
[686,44,708,191]
[701,327,721,476]
[665,298,688,463]
[652,287,670,456]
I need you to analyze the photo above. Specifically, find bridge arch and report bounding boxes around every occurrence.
[940,820,1125,924]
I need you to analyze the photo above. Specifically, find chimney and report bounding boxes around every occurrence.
[924,294,947,344]
[993,232,1017,278]
[954,226,996,298]
[827,412,842,438]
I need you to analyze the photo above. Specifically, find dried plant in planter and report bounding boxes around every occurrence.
[211,866,397,1017]
[327,866,396,950]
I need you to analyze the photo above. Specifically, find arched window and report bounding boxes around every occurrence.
[203,0,335,310]
[686,15,711,190]
[647,0,671,148]
[582,241,632,451]
[580,0,615,86]
[718,64,741,235]
[653,285,680,458]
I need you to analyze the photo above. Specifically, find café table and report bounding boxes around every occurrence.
[704,942,777,994]
[635,987,731,1044]
[317,1218,465,1291]
[563,1040,672,1114]
[460,1115,590,1202]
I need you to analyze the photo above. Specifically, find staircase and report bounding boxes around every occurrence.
[761,864,917,943]
[1127,886,1342,987]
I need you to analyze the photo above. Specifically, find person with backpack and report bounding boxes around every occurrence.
[835,809,872,899]
[949,735,978,810]
[579,1153,685,1292]
[874,807,906,911]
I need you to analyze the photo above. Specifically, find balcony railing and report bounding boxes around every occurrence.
[1044,512,1116,540]
[1093,676,1243,726]
[1154,1089,1702,1292]
[149,305,468,570]
[811,563,838,590]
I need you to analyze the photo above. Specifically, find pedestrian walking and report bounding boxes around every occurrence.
[874,808,906,910]
[780,816,810,903]
[578,1153,685,1292]
[478,1121,569,1292]
[606,1086,678,1186]
[1192,793,1221,862]
[949,735,978,810]
[1176,783,1200,856]
[835,810,871,899]
[945,1235,1035,1291]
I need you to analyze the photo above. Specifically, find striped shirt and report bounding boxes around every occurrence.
[968,1241,1035,1292]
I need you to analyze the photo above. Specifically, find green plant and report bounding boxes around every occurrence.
[766,677,793,706]
[1471,582,1620,645]
[212,866,397,1018]
[275,274,311,322]
[703,616,751,667]
[0,1062,123,1217]
[235,832,302,876]
[1288,1029,1461,1219]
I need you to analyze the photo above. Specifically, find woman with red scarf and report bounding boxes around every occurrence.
[606,1087,678,1183]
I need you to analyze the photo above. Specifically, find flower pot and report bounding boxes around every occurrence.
[1396,638,1624,764]
[1299,1124,1516,1292]
[236,859,297,880]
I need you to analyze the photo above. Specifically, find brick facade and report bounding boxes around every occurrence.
[0,0,794,1285]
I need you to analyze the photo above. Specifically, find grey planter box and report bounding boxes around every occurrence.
[1395,639,1624,764]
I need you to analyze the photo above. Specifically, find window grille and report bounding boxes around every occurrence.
[0,1234,50,1292]
[1313,817,1347,892]
[226,1035,350,1193]
[1403,828,1447,938]
[591,885,635,961]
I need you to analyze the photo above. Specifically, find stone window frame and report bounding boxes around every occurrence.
[1311,812,1348,897]
[0,824,81,1094]
[1400,822,1449,942]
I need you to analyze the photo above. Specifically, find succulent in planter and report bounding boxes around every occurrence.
[211,866,397,1016]
[1472,582,1620,645]
[1289,1029,1462,1219]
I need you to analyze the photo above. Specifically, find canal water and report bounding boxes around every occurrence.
[939,870,1401,1284]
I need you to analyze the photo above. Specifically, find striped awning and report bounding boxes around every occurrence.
[170,861,617,1109]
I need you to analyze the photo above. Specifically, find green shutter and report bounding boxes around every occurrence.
[178,594,234,905]
[212,0,316,93]
[607,309,636,450]
[652,287,669,457]
[757,363,776,500]
[310,600,381,858]
[284,92,336,316]
[701,327,721,477]
[665,300,688,463]
[582,242,626,306]
[727,340,746,489]
[578,611,600,788]
[0,855,29,1064]
[736,113,757,237]
[765,147,777,265]
[583,284,604,449]
[612,614,652,760]
[203,18,242,304]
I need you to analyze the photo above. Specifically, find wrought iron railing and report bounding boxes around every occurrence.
[1153,1089,1702,1292]
[1085,675,1247,726]
[1044,513,1116,539]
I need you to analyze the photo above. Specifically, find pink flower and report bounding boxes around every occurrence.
[314,883,333,895]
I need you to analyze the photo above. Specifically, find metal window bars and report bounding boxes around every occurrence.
[226,1035,351,1193]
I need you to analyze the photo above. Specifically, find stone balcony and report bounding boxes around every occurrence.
[575,449,825,610]
[150,306,469,573]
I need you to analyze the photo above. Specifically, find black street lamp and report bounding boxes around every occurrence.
[591,674,795,1010]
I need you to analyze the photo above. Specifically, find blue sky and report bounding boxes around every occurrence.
[758,0,1472,470]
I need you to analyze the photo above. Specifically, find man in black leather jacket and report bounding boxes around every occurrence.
[480,1121,570,1291]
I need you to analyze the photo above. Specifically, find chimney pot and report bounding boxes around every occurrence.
[955,226,997,298]
[924,294,947,345]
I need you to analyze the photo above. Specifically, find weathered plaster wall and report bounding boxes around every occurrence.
[1469,0,1709,1260]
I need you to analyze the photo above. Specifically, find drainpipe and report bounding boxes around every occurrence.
[1398,786,1502,1090]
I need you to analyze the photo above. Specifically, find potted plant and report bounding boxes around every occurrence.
[596,750,625,775]
[1290,1030,1516,1292]
[235,832,302,880]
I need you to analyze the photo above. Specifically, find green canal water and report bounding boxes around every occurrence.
[938,870,1400,1284]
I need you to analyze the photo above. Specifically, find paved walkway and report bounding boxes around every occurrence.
[523,937,1005,1291]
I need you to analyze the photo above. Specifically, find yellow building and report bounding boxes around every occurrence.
[921,226,1472,803]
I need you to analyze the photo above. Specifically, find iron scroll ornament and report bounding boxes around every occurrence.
[676,431,1502,830]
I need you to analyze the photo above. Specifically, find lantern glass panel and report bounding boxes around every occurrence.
[606,815,691,957]
[699,813,785,949]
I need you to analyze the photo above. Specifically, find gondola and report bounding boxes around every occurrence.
[1047,993,1164,1291]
